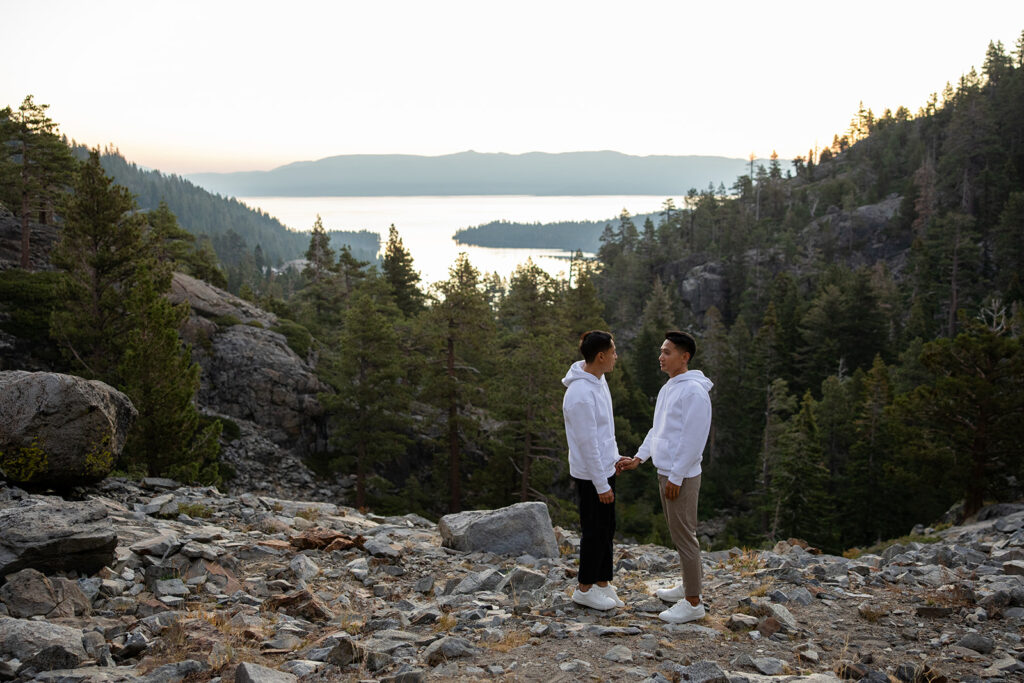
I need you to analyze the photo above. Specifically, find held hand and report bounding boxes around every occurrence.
[664,481,681,500]
[616,456,640,473]
[598,490,614,504]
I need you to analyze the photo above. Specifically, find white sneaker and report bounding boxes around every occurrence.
[596,583,625,607]
[572,586,616,611]
[655,584,687,602]
[658,599,706,624]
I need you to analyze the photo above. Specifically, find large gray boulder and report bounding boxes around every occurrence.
[0,497,117,577]
[439,501,559,558]
[0,616,87,662]
[0,567,90,618]
[0,371,137,487]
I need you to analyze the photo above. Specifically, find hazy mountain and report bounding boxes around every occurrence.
[187,151,763,197]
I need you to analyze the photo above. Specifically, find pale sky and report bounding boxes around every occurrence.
[3,0,1022,175]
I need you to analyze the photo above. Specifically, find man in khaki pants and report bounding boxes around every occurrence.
[617,330,712,623]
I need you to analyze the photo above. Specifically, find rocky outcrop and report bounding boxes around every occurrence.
[439,501,560,558]
[169,273,328,451]
[801,193,908,272]
[0,494,117,577]
[168,272,276,327]
[0,371,137,487]
[661,194,908,324]
[0,480,1022,681]
[195,325,326,447]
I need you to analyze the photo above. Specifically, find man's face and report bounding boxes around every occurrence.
[596,341,618,373]
[659,340,689,377]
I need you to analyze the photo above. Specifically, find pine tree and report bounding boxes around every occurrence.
[146,200,196,267]
[769,391,835,549]
[118,265,222,483]
[895,322,1024,518]
[560,255,607,344]
[0,96,77,269]
[381,224,424,316]
[424,254,494,512]
[319,277,411,509]
[633,277,676,397]
[51,150,147,378]
[843,356,895,545]
[51,150,220,483]
[993,192,1024,302]
[304,215,335,280]
[757,378,796,538]
[492,261,566,502]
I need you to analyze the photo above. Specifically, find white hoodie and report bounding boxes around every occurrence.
[562,360,619,494]
[635,369,713,485]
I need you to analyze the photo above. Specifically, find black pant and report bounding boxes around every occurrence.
[574,475,615,585]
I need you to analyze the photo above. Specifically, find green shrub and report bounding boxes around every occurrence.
[177,502,214,518]
[272,318,313,359]
[215,416,241,442]
[212,314,242,328]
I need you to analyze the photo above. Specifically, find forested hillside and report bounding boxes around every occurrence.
[79,146,380,268]
[592,36,1024,551]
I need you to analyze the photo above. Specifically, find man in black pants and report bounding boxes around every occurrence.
[561,330,624,610]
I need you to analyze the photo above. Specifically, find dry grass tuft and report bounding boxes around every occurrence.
[483,629,531,652]
[749,576,776,597]
[432,613,457,632]
[719,548,767,577]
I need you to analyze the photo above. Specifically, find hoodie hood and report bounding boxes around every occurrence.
[562,360,601,388]
[673,369,714,392]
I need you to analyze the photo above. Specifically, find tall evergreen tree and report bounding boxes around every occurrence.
[895,322,1024,517]
[0,95,76,269]
[424,254,494,512]
[319,278,411,509]
[633,277,676,397]
[769,391,835,549]
[118,265,222,483]
[304,215,335,279]
[51,150,220,482]
[381,224,424,316]
[492,261,566,503]
[50,150,147,378]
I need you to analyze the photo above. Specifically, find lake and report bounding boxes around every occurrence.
[237,195,679,286]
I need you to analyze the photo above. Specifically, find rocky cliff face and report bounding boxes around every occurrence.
[0,479,1021,682]
[168,273,334,495]
[664,194,909,323]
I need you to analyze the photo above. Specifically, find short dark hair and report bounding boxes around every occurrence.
[579,330,614,363]
[665,330,696,360]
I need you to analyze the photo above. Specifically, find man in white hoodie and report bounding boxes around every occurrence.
[617,330,713,623]
[562,330,623,611]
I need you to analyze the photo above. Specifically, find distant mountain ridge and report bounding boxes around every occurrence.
[187,150,763,197]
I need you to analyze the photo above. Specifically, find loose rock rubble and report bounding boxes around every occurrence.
[0,479,1022,682]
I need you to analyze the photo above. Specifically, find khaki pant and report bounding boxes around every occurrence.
[658,473,702,597]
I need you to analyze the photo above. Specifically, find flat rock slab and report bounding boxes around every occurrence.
[0,497,117,576]
[0,617,87,661]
